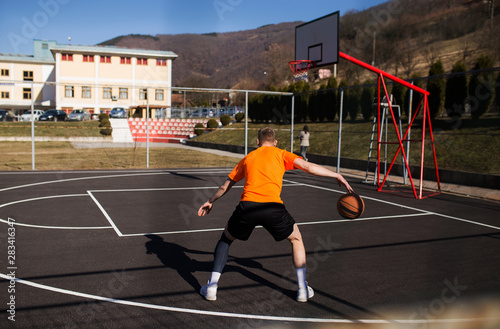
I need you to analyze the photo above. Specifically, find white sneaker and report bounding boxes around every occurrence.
[200,282,217,301]
[296,283,314,302]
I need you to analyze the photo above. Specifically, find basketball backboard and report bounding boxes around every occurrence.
[295,11,339,68]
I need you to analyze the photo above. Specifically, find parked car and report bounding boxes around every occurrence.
[39,109,67,122]
[20,110,44,122]
[90,113,100,121]
[68,109,90,121]
[0,110,16,122]
[109,107,128,118]
[189,108,214,118]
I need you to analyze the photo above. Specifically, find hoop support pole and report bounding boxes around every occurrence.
[339,52,429,96]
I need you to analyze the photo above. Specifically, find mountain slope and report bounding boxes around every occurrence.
[99,0,500,88]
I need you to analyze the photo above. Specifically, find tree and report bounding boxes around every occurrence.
[308,91,319,122]
[468,55,494,120]
[427,59,445,119]
[323,77,338,122]
[390,80,406,121]
[444,61,468,119]
[337,80,349,121]
[346,82,362,121]
[286,81,310,122]
[404,73,425,118]
[361,80,375,121]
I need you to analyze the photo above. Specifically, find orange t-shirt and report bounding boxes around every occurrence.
[228,146,300,203]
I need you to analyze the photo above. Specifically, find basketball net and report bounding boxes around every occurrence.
[289,60,311,82]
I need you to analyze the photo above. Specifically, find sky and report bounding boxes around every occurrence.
[0,0,388,56]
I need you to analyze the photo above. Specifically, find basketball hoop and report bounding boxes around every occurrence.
[289,60,311,82]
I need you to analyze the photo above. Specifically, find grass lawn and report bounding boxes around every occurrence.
[0,117,498,174]
[0,141,241,171]
[194,118,500,175]
[0,121,103,137]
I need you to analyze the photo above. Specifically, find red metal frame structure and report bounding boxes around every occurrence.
[339,51,441,199]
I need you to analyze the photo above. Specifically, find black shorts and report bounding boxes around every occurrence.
[227,201,296,242]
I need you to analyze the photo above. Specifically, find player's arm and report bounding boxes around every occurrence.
[293,157,354,193]
[198,178,237,216]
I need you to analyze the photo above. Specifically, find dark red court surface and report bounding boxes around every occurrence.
[1,168,499,328]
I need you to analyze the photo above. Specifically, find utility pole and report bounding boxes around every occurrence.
[371,32,376,67]
[490,0,495,31]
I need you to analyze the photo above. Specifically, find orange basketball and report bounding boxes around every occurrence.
[337,193,365,219]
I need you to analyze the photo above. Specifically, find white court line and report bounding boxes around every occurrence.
[285,179,500,231]
[0,217,112,230]
[87,183,303,237]
[0,273,496,325]
[0,168,231,175]
[88,183,297,193]
[87,191,124,237]
[0,194,89,209]
[120,213,431,237]
[0,194,112,230]
[0,172,172,192]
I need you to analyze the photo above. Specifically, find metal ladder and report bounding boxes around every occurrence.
[364,96,404,185]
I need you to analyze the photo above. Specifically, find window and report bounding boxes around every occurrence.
[23,71,33,81]
[100,56,111,63]
[1,91,9,99]
[62,53,73,61]
[139,89,147,100]
[83,55,94,62]
[155,89,164,101]
[23,88,31,99]
[137,58,148,65]
[119,88,128,99]
[103,87,112,99]
[42,43,48,49]
[82,86,91,98]
[120,57,131,64]
[1,69,9,76]
[65,86,74,98]
[156,59,166,66]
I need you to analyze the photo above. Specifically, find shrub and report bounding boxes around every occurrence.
[99,119,112,136]
[194,123,205,136]
[235,112,244,122]
[220,115,231,126]
[207,119,218,130]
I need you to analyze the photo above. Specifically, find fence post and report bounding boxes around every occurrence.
[291,95,295,152]
[336,88,344,173]
[245,91,248,155]
[31,81,35,170]
[146,94,150,168]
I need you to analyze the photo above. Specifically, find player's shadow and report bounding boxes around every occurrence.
[144,234,295,299]
[145,234,211,292]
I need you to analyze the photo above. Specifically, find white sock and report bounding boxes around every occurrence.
[295,267,306,288]
[209,272,221,285]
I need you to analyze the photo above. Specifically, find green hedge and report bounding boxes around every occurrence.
[194,123,205,136]
[220,115,231,126]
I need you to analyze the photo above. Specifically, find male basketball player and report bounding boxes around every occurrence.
[198,127,353,302]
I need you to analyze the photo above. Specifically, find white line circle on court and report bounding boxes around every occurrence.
[0,194,112,230]
[1,170,499,325]
[0,273,496,325]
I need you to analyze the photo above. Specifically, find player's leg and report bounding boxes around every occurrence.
[200,228,234,301]
[287,224,306,268]
[201,202,254,301]
[210,228,235,284]
[287,224,314,302]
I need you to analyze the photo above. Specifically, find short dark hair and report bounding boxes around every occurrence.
[258,127,275,143]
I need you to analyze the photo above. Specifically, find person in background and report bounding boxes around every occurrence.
[296,125,310,161]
